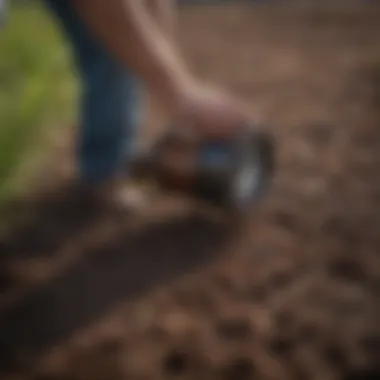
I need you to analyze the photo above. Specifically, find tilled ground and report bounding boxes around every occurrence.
[0,4,380,380]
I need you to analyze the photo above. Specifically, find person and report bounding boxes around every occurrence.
[43,0,255,212]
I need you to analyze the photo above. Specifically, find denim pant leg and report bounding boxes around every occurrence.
[44,0,141,185]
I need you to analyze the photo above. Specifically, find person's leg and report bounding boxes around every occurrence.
[44,0,141,186]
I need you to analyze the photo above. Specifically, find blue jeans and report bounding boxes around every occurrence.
[44,0,141,185]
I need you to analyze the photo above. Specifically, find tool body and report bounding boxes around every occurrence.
[129,124,275,215]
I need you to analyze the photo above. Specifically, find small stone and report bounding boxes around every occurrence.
[215,318,252,340]
[163,349,188,375]
[327,258,366,283]
[268,335,295,356]
[222,358,255,380]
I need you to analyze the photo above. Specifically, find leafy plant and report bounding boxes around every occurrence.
[0,1,77,207]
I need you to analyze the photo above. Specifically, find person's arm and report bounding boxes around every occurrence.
[146,0,176,40]
[144,0,179,132]
[73,0,254,139]
[72,0,193,110]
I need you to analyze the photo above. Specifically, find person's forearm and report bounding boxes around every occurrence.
[145,0,179,129]
[146,0,176,40]
[72,0,192,107]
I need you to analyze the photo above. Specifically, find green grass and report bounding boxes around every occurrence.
[0,1,77,211]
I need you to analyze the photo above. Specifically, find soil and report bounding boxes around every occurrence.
[1,3,380,380]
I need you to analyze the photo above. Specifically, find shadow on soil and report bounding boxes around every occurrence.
[0,210,232,373]
[0,191,111,262]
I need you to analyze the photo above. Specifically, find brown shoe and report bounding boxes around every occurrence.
[80,178,152,215]
[38,176,153,222]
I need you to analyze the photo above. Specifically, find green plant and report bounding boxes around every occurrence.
[0,1,77,207]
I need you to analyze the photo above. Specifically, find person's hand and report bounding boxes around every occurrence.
[170,81,257,140]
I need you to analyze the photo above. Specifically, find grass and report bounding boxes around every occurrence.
[0,1,77,217]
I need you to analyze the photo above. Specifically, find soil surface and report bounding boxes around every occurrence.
[1,4,380,380]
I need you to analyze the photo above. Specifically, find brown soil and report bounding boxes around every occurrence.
[1,4,380,380]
